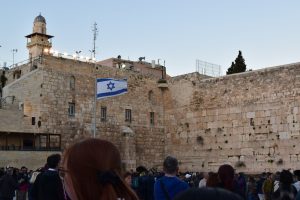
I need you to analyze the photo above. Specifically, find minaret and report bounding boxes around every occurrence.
[25,14,54,59]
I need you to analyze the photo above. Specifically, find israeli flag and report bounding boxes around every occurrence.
[96,78,128,99]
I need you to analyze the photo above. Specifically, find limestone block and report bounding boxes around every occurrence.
[231,127,239,135]
[232,120,240,127]
[240,134,250,142]
[255,134,267,141]
[227,156,239,163]
[241,148,254,156]
[287,115,294,124]
[293,107,299,114]
[279,132,290,140]
[239,155,246,161]
[290,155,298,162]
[246,112,255,118]
[256,111,265,118]
[218,114,227,121]
[230,107,241,114]
[218,108,227,115]
[206,109,217,116]
[207,122,218,129]
[290,131,300,137]
[265,110,271,117]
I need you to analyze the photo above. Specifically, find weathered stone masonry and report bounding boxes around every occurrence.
[2,55,166,170]
[2,13,300,172]
[2,56,300,172]
[164,64,300,173]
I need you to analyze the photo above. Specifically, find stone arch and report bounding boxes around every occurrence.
[148,90,154,101]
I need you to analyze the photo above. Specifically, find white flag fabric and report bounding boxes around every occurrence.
[96,78,128,99]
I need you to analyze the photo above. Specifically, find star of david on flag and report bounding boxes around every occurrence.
[96,78,128,99]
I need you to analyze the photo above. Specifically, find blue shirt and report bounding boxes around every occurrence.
[154,176,189,200]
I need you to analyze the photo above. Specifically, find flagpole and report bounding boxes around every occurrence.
[93,77,97,138]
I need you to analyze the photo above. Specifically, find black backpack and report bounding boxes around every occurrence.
[277,185,296,200]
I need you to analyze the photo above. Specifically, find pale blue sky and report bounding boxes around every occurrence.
[0,0,300,76]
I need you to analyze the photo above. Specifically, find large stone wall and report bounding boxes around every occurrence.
[3,54,300,173]
[2,67,43,133]
[37,56,166,170]
[165,63,300,173]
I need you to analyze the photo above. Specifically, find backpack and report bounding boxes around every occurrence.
[0,177,3,188]
[132,177,139,189]
[278,186,296,200]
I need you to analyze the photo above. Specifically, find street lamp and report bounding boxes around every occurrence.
[12,49,18,68]
[89,50,95,59]
[75,51,81,60]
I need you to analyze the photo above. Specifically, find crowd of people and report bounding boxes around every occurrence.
[128,160,300,200]
[0,138,300,200]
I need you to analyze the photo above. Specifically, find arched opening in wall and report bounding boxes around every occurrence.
[13,70,21,79]
[148,90,154,102]
[70,76,75,90]
[18,70,21,79]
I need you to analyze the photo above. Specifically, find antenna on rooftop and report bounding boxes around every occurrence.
[91,22,98,59]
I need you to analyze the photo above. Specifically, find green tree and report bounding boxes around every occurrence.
[226,62,235,75]
[226,50,247,75]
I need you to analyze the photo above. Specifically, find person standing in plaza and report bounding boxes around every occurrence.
[198,172,208,188]
[0,167,18,200]
[262,173,273,200]
[154,156,189,200]
[246,176,258,200]
[272,170,297,200]
[256,173,266,200]
[206,172,219,188]
[136,169,155,200]
[16,166,29,200]
[293,170,300,192]
[31,154,65,200]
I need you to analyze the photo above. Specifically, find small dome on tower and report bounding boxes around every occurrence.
[34,14,46,23]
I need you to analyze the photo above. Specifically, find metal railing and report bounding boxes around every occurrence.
[0,145,61,151]
[5,56,42,70]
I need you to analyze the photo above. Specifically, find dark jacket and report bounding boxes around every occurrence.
[272,185,297,200]
[137,175,155,200]
[31,169,65,200]
[0,174,18,199]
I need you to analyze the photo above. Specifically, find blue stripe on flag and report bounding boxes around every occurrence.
[97,78,113,82]
[96,78,128,99]
[97,78,127,83]
[97,88,128,99]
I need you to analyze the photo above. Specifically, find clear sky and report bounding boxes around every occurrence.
[0,0,300,76]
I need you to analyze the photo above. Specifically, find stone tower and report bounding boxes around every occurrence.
[25,14,53,59]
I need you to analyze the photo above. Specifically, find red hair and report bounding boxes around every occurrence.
[63,138,138,200]
[218,164,235,191]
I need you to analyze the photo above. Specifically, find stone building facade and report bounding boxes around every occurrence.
[1,15,300,173]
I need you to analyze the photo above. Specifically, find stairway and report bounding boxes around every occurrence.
[0,96,24,132]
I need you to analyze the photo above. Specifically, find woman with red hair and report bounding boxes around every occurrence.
[61,138,138,200]
[218,164,243,197]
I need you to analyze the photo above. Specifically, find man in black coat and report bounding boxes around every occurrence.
[31,154,65,200]
[0,167,18,200]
